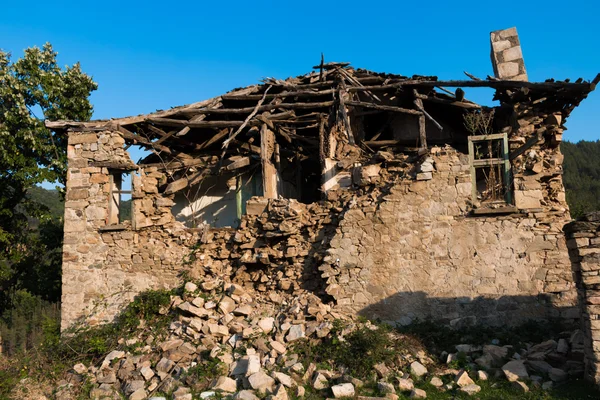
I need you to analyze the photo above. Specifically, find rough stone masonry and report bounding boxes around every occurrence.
[564,212,600,385]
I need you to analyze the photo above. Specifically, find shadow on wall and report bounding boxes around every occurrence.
[358,291,580,330]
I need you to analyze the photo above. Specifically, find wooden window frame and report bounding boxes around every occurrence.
[468,133,513,209]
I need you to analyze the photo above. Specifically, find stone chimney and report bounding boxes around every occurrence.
[490,27,528,81]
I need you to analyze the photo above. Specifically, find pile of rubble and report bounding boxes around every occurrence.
[193,194,356,296]
[55,279,345,400]
[441,330,585,394]
[51,275,588,400]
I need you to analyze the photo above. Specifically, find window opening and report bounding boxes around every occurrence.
[468,133,512,207]
[108,171,132,225]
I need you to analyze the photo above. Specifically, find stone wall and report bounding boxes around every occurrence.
[491,27,528,81]
[62,130,199,329]
[320,147,577,327]
[564,213,600,386]
[62,106,577,330]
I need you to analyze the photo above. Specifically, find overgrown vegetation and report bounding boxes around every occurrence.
[293,320,409,378]
[0,287,174,399]
[562,140,600,218]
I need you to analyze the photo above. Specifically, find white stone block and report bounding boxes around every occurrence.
[503,46,523,62]
[497,62,520,78]
[492,40,512,52]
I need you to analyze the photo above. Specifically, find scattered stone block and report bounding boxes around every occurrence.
[410,361,428,377]
[331,383,355,398]
[409,388,427,398]
[377,381,395,394]
[502,360,528,382]
[455,370,474,387]
[459,384,481,396]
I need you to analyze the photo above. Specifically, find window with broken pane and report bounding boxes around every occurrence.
[468,133,512,207]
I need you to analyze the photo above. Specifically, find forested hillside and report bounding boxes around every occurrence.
[561,140,600,218]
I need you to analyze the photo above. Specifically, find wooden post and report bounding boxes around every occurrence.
[260,124,278,199]
[418,114,427,150]
[413,90,428,150]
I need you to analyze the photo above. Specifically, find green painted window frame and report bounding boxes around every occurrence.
[467,133,513,207]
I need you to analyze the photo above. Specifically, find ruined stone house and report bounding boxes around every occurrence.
[47,27,599,332]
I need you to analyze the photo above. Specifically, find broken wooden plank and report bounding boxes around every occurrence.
[509,134,543,161]
[197,128,230,150]
[349,79,595,92]
[413,91,443,131]
[171,100,334,117]
[318,116,326,166]
[345,101,422,115]
[148,117,262,129]
[164,176,190,194]
[420,95,481,109]
[115,125,173,154]
[223,85,272,149]
[338,82,355,145]
[225,157,251,170]
[221,88,335,101]
[163,168,214,195]
[140,156,219,170]
[175,114,208,137]
[231,139,261,155]
[337,66,381,102]
[464,71,482,81]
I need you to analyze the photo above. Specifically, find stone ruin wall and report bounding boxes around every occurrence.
[321,147,576,327]
[62,102,577,331]
[62,130,201,329]
[564,213,600,385]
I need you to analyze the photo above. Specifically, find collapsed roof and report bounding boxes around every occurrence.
[46,61,599,199]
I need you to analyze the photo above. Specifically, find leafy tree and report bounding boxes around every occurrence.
[0,43,97,311]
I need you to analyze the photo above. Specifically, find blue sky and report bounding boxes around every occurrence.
[1,0,599,142]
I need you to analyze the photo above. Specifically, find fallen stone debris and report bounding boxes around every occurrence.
[50,277,587,400]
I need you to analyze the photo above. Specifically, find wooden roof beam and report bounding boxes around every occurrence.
[345,101,422,115]
[348,79,596,92]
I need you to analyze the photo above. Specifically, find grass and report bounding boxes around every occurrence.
[183,351,227,392]
[293,320,400,378]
